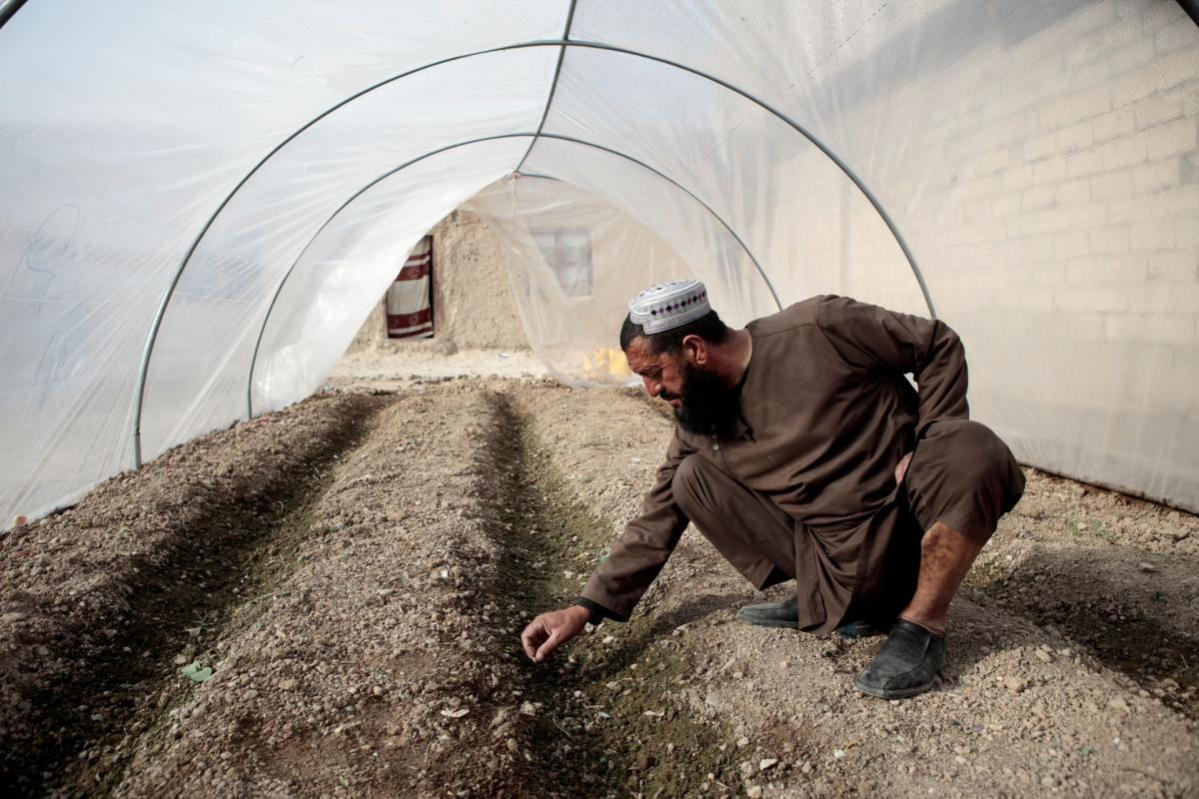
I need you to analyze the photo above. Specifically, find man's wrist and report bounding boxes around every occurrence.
[573,597,611,625]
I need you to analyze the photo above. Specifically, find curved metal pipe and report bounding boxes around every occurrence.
[516,0,577,173]
[245,131,780,417]
[0,0,29,30]
[134,38,933,466]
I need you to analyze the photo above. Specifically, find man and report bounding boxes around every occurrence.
[521,280,1024,698]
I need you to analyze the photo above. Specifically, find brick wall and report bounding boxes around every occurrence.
[766,0,1198,507]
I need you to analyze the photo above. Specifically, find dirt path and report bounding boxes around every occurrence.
[1,379,1196,797]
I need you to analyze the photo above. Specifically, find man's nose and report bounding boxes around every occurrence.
[643,376,662,397]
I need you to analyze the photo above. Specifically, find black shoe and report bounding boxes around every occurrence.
[836,620,888,640]
[736,596,798,628]
[854,619,945,699]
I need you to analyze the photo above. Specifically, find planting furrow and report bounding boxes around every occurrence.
[0,393,385,796]
[111,385,536,796]
[481,388,742,797]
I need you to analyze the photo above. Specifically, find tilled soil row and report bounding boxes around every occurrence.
[0,392,385,795]
[108,385,545,796]
[4,380,744,798]
[4,379,1197,797]
[511,382,1199,798]
[98,381,754,797]
[479,389,743,797]
[968,469,1199,720]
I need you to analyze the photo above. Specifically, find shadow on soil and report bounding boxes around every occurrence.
[483,390,742,798]
[971,547,1199,719]
[3,399,385,796]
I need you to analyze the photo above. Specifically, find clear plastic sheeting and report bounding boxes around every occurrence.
[539,46,929,314]
[254,141,529,411]
[0,0,1197,526]
[0,0,565,524]
[521,137,777,327]
[464,175,718,384]
[139,47,557,460]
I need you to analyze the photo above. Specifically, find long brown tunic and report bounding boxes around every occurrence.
[579,295,974,633]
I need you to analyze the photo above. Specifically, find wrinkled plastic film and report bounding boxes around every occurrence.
[521,137,776,328]
[1,0,1197,526]
[570,0,1199,509]
[254,141,530,411]
[0,0,566,525]
[464,175,709,385]
[542,46,930,316]
[139,47,557,461]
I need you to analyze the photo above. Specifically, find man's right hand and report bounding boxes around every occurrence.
[520,605,591,663]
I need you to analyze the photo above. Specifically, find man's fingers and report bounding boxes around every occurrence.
[521,620,546,660]
[534,628,564,663]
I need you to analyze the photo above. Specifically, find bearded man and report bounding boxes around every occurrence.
[520,280,1025,698]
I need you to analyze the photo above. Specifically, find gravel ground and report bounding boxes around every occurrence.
[0,378,1195,797]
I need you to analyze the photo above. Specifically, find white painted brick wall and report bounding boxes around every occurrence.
[767,0,1198,500]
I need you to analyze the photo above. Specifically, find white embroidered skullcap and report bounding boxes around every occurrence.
[628,280,710,335]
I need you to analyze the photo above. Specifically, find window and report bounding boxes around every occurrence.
[531,228,593,297]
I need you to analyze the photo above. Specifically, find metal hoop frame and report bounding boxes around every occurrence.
[244,131,781,416]
[131,38,935,466]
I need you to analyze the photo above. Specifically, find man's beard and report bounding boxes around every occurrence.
[668,362,743,438]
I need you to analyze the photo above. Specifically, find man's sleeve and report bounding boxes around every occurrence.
[576,428,697,622]
[814,295,969,432]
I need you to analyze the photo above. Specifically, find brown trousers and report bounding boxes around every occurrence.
[670,419,1025,622]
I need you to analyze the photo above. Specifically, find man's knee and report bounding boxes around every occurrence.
[928,419,1023,498]
[911,420,1026,539]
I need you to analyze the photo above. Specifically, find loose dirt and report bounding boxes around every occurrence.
[1,378,1196,797]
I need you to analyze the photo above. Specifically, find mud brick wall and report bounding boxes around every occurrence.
[349,209,528,351]
[430,210,528,349]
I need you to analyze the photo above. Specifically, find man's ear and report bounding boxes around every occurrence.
[681,334,708,366]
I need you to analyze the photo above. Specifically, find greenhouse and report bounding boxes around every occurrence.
[1,1,1197,796]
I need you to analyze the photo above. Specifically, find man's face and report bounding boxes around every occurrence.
[625,336,743,436]
[625,337,685,409]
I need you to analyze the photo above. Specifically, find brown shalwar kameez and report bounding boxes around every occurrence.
[579,295,1025,633]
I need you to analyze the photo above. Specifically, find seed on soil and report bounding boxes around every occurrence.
[759,758,779,771]
[1003,676,1027,693]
